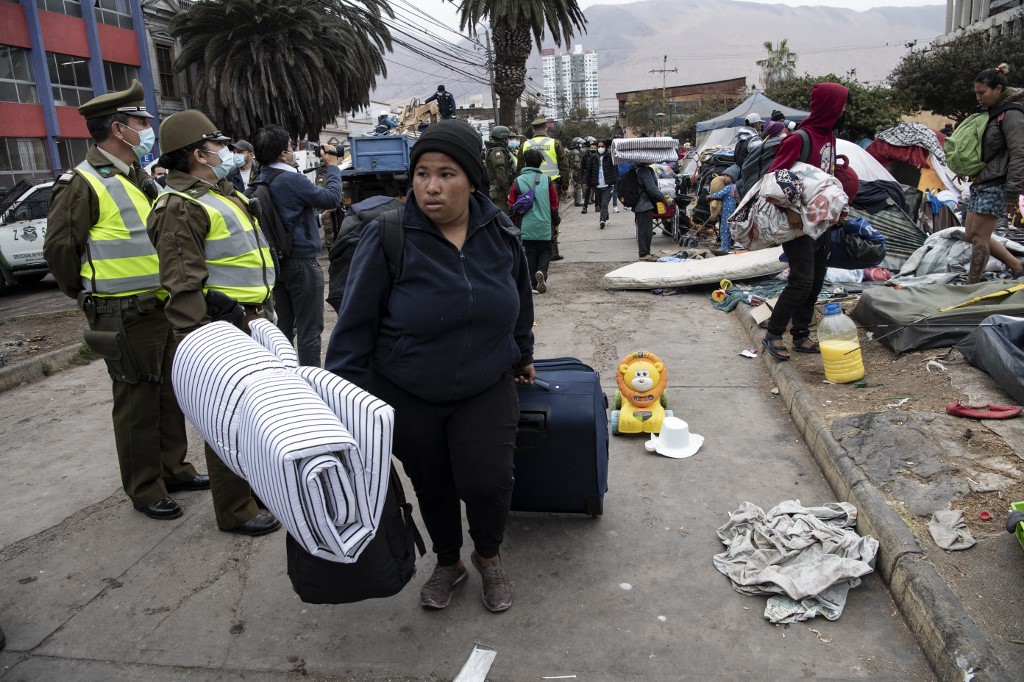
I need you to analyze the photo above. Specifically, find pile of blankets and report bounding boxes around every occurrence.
[729,162,850,251]
[713,500,878,623]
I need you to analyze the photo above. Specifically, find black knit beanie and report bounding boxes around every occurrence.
[409,120,485,189]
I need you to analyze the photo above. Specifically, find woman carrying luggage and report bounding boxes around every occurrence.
[964,63,1024,283]
[325,120,535,613]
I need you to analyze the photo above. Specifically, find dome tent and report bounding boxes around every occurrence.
[695,92,808,147]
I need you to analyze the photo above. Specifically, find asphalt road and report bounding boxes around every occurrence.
[0,274,75,318]
[0,205,934,680]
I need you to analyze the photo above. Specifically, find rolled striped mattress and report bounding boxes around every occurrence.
[172,319,394,563]
[612,137,679,164]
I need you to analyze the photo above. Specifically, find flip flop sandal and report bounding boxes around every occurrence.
[792,338,820,354]
[761,336,790,361]
[946,400,1022,420]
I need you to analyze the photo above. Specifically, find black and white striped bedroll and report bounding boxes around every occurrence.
[171,319,394,563]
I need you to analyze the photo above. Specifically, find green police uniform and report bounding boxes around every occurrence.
[147,110,278,530]
[43,82,199,511]
[484,138,516,205]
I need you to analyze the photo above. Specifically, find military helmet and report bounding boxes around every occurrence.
[585,135,597,145]
[490,125,511,141]
[571,136,583,148]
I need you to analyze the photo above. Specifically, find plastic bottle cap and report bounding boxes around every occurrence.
[822,302,843,316]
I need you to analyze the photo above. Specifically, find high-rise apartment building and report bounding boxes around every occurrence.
[541,45,598,120]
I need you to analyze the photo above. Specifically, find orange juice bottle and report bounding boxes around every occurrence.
[817,302,864,383]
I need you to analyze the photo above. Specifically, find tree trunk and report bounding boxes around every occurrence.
[491,23,532,127]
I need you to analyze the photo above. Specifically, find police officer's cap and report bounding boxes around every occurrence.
[490,125,510,140]
[78,80,153,119]
[531,117,548,127]
[159,110,231,154]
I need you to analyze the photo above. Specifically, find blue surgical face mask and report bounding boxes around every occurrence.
[508,140,520,149]
[201,147,235,180]
[233,153,245,168]
[122,124,155,159]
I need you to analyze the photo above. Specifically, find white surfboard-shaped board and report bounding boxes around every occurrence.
[604,247,786,290]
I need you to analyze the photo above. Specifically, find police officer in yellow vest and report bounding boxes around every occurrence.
[44,81,208,521]
[146,109,281,536]
[518,117,571,260]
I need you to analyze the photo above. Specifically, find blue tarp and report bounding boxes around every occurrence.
[696,92,809,134]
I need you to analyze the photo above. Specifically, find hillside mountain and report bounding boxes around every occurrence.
[372,0,948,115]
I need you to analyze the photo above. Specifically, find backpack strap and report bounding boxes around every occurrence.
[379,207,405,280]
[796,129,811,164]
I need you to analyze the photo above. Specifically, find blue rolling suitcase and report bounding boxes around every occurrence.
[512,358,609,517]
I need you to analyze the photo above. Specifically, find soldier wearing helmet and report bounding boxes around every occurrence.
[485,125,517,206]
[567,138,583,206]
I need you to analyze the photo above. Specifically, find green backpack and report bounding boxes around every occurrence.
[944,112,988,177]
[945,103,1024,177]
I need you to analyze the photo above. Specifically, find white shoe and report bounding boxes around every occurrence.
[531,288,540,294]
[614,206,620,213]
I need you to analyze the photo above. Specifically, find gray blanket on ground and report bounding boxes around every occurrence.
[928,509,976,550]
[713,500,879,623]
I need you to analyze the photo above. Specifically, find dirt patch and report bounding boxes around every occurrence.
[783,300,1024,539]
[0,310,85,367]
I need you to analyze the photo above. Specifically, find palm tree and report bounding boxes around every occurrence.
[756,39,797,91]
[171,0,392,139]
[454,0,587,126]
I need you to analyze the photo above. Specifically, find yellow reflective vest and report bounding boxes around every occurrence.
[167,187,275,305]
[76,162,163,297]
[523,136,560,180]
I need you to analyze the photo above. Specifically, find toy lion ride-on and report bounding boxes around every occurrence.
[611,351,672,435]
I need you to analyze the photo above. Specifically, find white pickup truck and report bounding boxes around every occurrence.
[0,180,52,288]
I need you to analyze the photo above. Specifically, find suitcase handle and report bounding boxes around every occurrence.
[533,378,551,391]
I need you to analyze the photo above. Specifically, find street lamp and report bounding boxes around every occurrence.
[656,112,665,136]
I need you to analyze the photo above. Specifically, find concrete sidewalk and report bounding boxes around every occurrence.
[0,207,932,680]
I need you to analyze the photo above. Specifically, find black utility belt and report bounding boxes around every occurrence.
[79,291,163,319]
[241,303,265,316]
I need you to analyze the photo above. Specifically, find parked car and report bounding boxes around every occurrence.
[0,180,52,289]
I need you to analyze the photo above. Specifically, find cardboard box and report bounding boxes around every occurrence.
[750,297,780,327]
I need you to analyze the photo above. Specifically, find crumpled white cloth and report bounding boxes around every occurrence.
[713,500,879,623]
[172,320,393,563]
[928,509,976,550]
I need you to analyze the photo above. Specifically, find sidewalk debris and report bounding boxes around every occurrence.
[453,644,497,682]
[739,348,758,359]
[925,359,947,373]
[928,510,976,551]
[713,500,878,624]
[885,398,911,409]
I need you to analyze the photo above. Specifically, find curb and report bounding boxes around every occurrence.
[735,304,1009,682]
[0,343,89,394]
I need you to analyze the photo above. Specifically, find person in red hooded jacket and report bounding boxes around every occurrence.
[762,82,850,361]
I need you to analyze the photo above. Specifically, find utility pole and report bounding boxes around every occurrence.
[484,31,499,125]
[649,55,677,136]
[649,55,677,101]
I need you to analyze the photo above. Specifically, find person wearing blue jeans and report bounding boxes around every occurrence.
[252,124,343,366]
[707,171,738,252]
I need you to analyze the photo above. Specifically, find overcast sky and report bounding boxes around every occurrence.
[416,1,945,32]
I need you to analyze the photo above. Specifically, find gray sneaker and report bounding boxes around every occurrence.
[420,563,467,609]
[535,271,547,294]
[471,552,513,612]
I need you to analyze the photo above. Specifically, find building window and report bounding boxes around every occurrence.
[154,43,179,99]
[0,138,50,188]
[103,61,138,92]
[95,0,133,29]
[47,52,93,108]
[36,0,83,18]
[0,46,38,104]
[55,138,90,171]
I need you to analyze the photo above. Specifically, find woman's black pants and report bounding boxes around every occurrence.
[767,233,830,340]
[369,373,519,566]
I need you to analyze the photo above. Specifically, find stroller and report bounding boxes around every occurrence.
[648,165,693,245]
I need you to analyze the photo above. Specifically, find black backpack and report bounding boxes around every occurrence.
[245,169,290,259]
[326,200,405,312]
[286,463,426,604]
[616,166,641,209]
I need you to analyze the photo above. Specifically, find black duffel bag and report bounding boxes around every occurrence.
[286,464,425,604]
